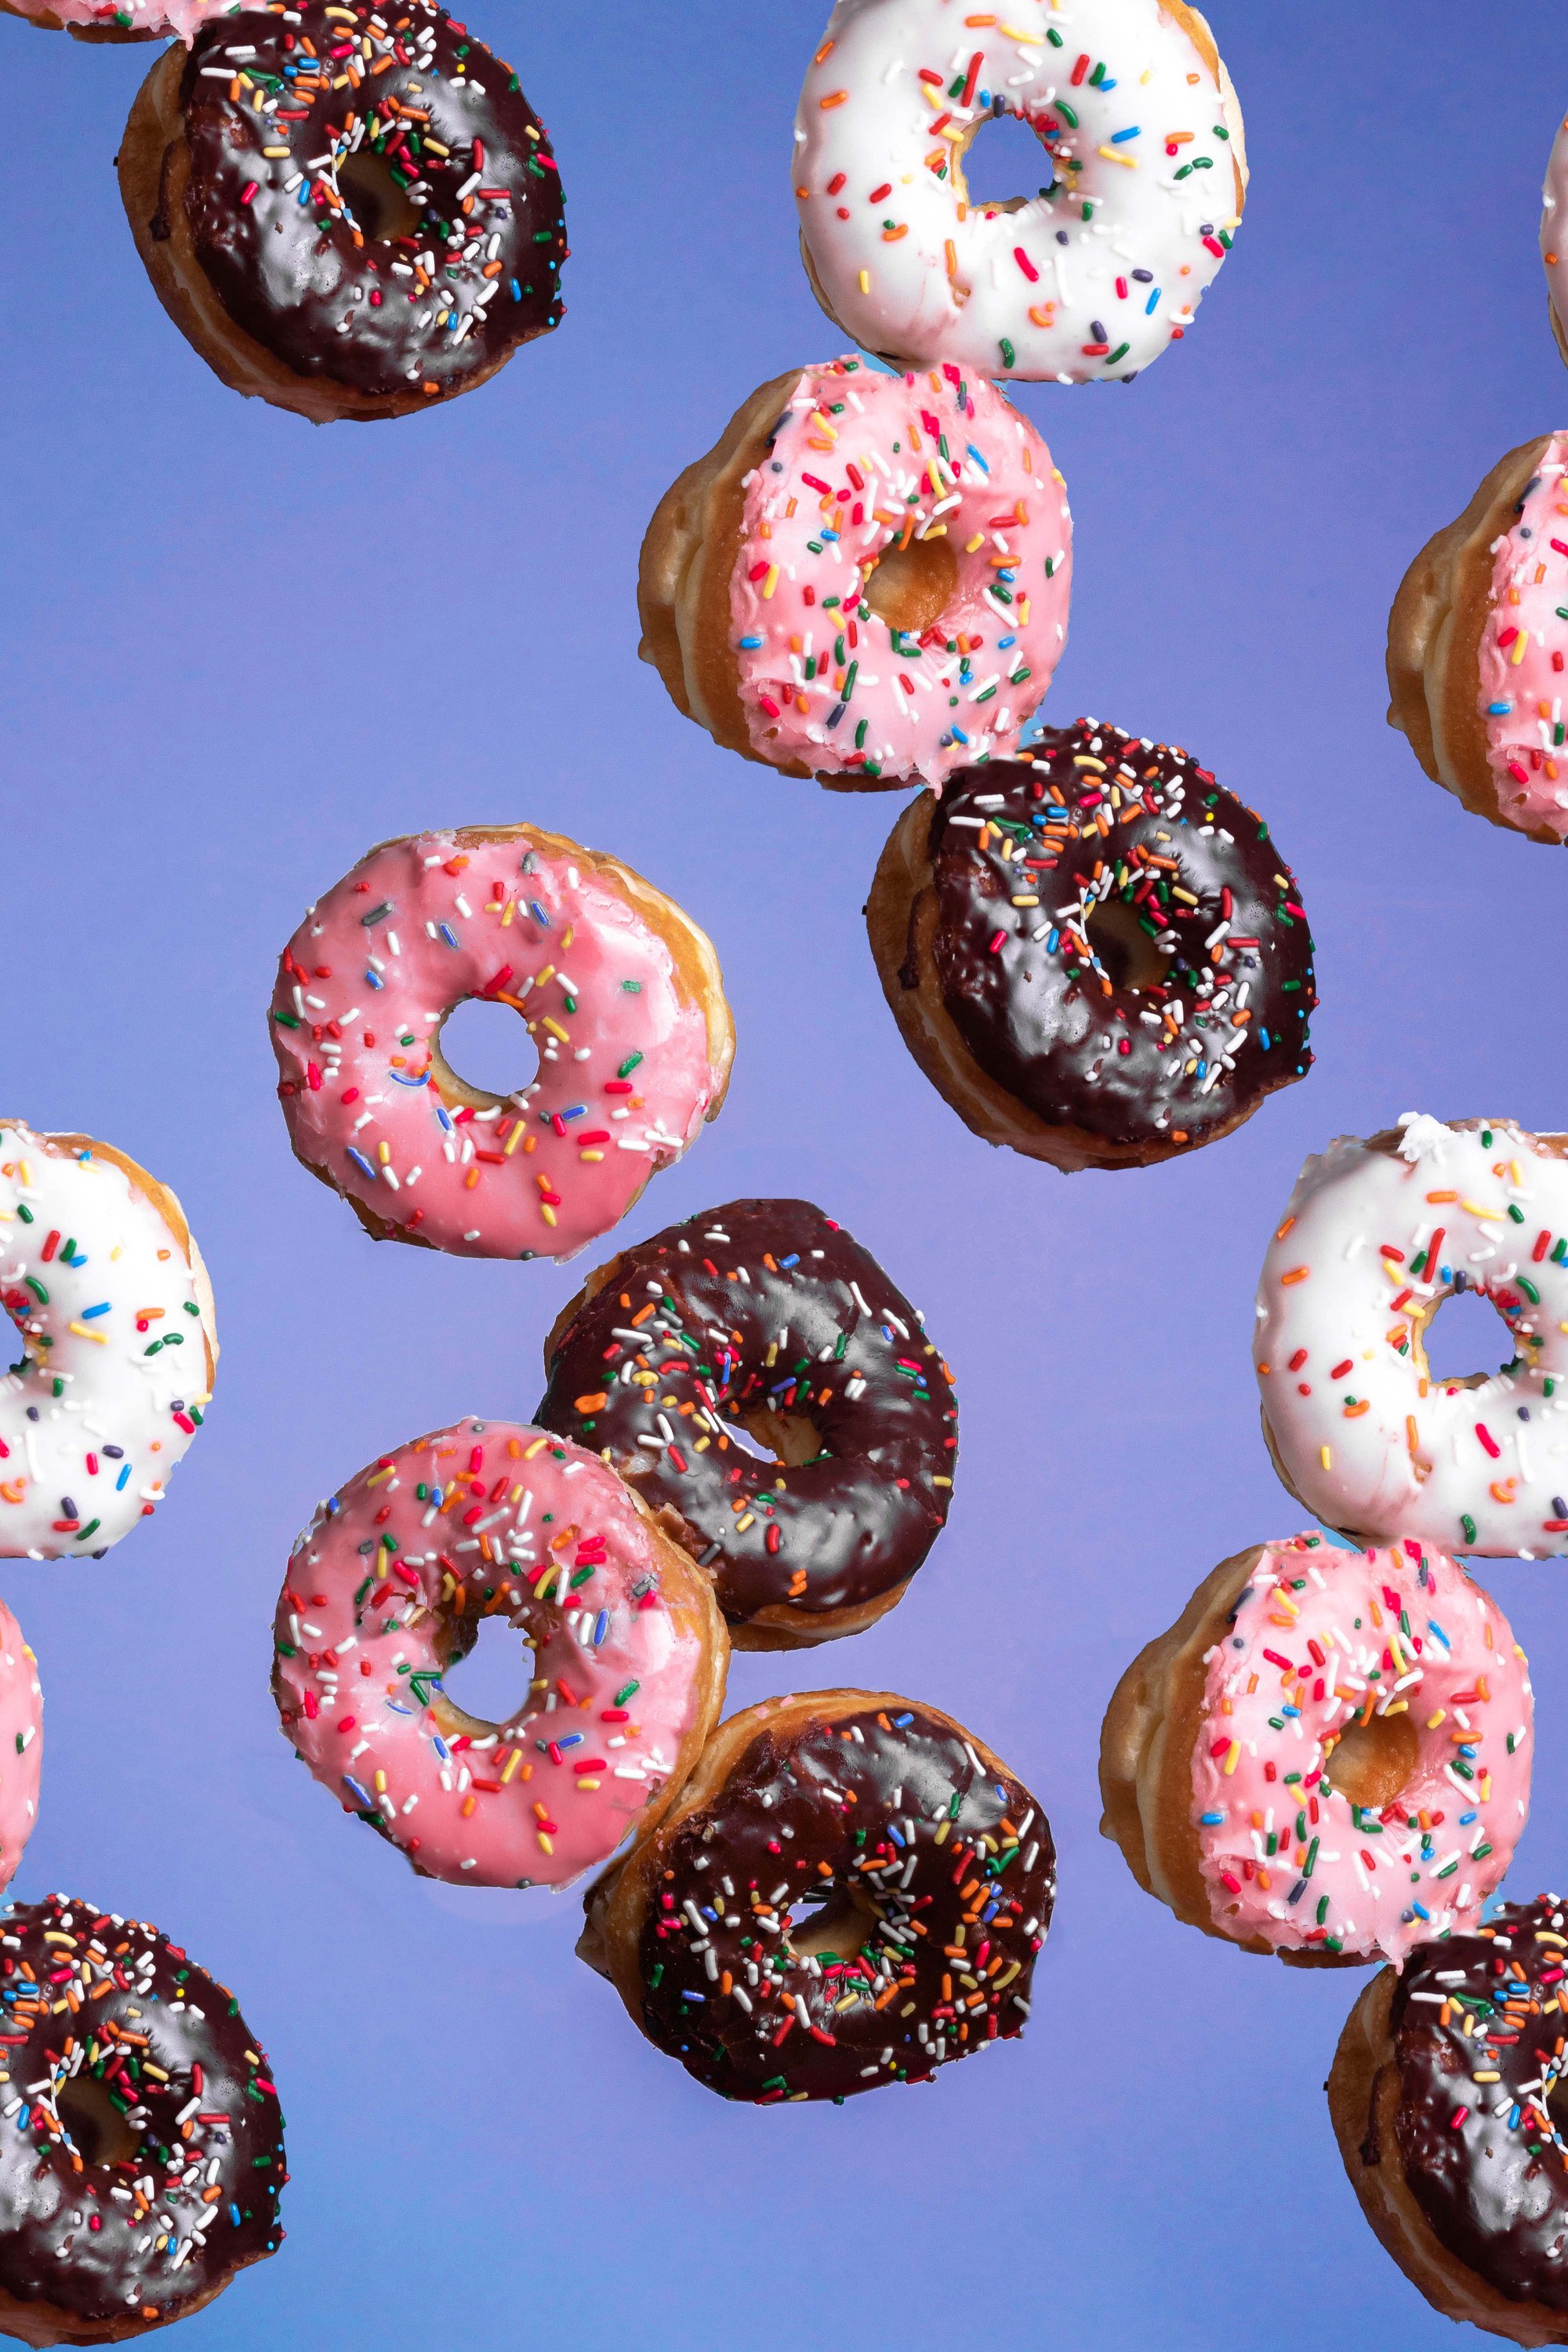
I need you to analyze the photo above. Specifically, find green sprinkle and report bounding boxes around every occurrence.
[617,1051,644,1079]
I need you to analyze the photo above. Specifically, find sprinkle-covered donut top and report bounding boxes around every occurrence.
[9,0,227,34]
[793,0,1243,383]
[0,1123,216,1561]
[170,1,566,404]
[1474,434,1568,840]
[0,1604,41,1900]
[275,1419,723,1888]
[917,723,1315,1152]
[629,1698,1053,2102]
[536,1199,958,1633]
[1383,1896,1568,2311]
[731,357,1071,784]
[270,828,728,1261]
[1193,1538,1531,1964]
[0,1893,285,2336]
[1541,116,1568,350]
[1255,1117,1568,1558]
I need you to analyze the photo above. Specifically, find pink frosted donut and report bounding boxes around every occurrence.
[1,0,226,38]
[1542,111,1568,365]
[638,355,1072,788]
[1102,1536,1534,1966]
[270,823,734,1263]
[0,1600,41,1896]
[273,1418,728,1889]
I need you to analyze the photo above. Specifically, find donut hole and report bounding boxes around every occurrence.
[335,147,424,245]
[1084,897,1173,993]
[434,1613,530,1735]
[434,996,541,1109]
[865,534,960,641]
[1324,1710,1421,1813]
[54,2074,141,2170]
[718,1406,823,1469]
[1415,1286,1515,1391]
[956,107,1058,212]
[788,1875,880,1963]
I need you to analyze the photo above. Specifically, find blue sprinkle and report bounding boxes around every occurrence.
[435,1106,454,1133]
[439,923,459,949]
[1280,1704,1301,1719]
[15,2107,27,2131]
[1110,124,1140,142]
[1411,1901,1432,1921]
[1487,701,1513,716]
[593,1610,609,1646]
[80,1302,111,1320]
[997,634,1016,650]
[680,1990,706,2003]
[557,1731,584,1750]
[114,1465,131,1492]
[365,968,383,991]
[390,1070,427,1087]
[1286,1878,1306,1905]
[1145,288,1162,315]
[432,1734,449,1761]
[561,1105,586,1121]
[1509,2104,1522,2129]
[347,1149,376,1179]
[779,1253,800,1268]
[887,1825,906,1848]
[1458,1810,1477,1825]
[738,634,765,650]
[1427,1619,1451,1650]
[231,2203,242,2227]
[1199,1810,1225,1825]
[965,444,990,474]
[510,278,521,301]
[826,702,846,730]
[891,1711,914,1727]
[528,900,550,927]
[344,1776,372,1807]
[950,725,970,745]
[1046,928,1061,953]
[1259,1029,1272,1049]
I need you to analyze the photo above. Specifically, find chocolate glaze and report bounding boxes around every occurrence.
[1387,1896,1568,2311]
[629,1704,1054,2101]
[906,722,1316,1156]
[0,1893,285,2333]
[536,1200,958,1629]
[173,0,566,401]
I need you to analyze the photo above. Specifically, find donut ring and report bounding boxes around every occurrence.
[118,0,568,424]
[270,823,734,1263]
[1388,433,1568,844]
[0,1603,41,1899]
[0,1891,285,2347]
[0,0,220,38]
[866,721,1316,1171]
[1330,1896,1568,2347]
[1543,115,1568,374]
[535,1197,959,1650]
[579,1689,1054,2102]
[274,1417,728,1889]
[637,355,1072,789]
[793,0,1246,384]
[1254,1116,1568,1558]
[1100,1537,1534,1969]
[0,1121,217,1562]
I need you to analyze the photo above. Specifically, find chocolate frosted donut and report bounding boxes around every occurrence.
[536,1200,958,1650]
[0,1893,285,2346]
[1329,1897,1568,2344]
[118,0,567,423]
[866,719,1317,1171]
[579,1690,1054,2104]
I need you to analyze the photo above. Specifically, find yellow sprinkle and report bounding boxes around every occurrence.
[540,1205,557,1229]
[1512,629,1530,666]
[575,1777,602,1791]
[965,533,986,554]
[541,1017,570,1043]
[366,1466,395,1486]
[858,269,871,294]
[260,146,291,158]
[735,1512,756,1534]
[1097,144,1138,168]
[1427,1710,1446,1730]
[67,1322,107,1345]
[1000,22,1042,40]
[579,1149,605,1163]
[505,1122,525,1157]
[761,564,780,601]
[809,412,839,441]
[1221,1740,1240,1776]
[501,1750,522,1784]
[377,1141,390,1164]
[1461,1199,1502,1221]
[1319,1445,1332,1471]
[537,1833,554,1856]
[373,1771,387,1794]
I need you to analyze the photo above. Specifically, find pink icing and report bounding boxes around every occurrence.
[1192,1538,1532,1965]
[270,830,728,1261]
[1476,434,1568,839]
[274,1418,721,1889]
[0,1600,40,1895]
[10,0,232,35]
[731,358,1071,785]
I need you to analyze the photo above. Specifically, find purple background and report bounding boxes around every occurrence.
[2,3,1566,2343]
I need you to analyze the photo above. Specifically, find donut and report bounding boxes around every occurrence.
[0,1121,217,1562]
[1388,434,1568,844]
[1254,1116,1568,1558]
[0,1891,285,2346]
[2,0,221,39]
[637,354,1072,788]
[535,1197,959,1650]
[1330,1896,1568,2347]
[1543,114,1568,372]
[0,1605,41,1901]
[270,823,734,1263]
[578,1689,1054,2102]
[118,0,568,425]
[793,0,1246,385]
[1099,1535,1534,1967]
[274,1417,728,1889]
[865,719,1316,1171]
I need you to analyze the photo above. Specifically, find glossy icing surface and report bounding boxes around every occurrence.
[1542,115,1568,354]
[0,1602,41,1899]
[1192,1538,1531,1963]
[537,1199,958,1629]
[1388,1896,1568,2311]
[1474,436,1568,839]
[271,830,725,1261]
[630,1700,1053,2100]
[0,1893,285,2333]
[1255,1117,1568,1557]
[0,1123,216,1561]
[275,1419,719,1888]
[175,0,566,402]
[731,357,1070,783]
[917,724,1314,1149]
[11,0,227,36]
[794,0,1241,383]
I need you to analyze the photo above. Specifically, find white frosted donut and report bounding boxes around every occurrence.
[1254,1116,1568,1561]
[793,0,1246,384]
[0,1122,216,1560]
